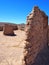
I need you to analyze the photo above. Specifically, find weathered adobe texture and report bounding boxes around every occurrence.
[47,25,49,53]
[9,24,18,30]
[0,26,3,31]
[12,25,18,30]
[24,6,48,65]
[3,24,14,36]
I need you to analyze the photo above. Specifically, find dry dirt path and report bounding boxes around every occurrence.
[0,30,26,65]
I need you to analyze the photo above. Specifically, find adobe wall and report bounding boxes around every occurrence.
[24,6,48,65]
[3,24,14,35]
[48,25,49,45]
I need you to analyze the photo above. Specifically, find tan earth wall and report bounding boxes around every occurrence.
[3,24,14,35]
[24,6,48,65]
[48,25,49,45]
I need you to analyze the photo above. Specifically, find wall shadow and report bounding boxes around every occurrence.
[4,34,16,36]
[32,46,49,65]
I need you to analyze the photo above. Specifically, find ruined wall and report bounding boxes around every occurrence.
[3,24,14,35]
[47,24,49,47]
[24,6,48,65]
[0,26,3,31]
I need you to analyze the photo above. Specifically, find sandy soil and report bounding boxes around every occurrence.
[0,30,26,65]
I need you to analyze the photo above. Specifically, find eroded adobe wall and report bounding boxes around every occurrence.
[3,24,14,35]
[48,25,49,45]
[24,6,48,65]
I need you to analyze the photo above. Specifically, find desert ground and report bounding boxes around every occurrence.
[0,30,26,65]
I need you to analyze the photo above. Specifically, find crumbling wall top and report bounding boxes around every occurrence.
[27,6,48,20]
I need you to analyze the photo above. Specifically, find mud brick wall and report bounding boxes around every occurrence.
[48,25,49,45]
[3,24,14,35]
[24,6,48,65]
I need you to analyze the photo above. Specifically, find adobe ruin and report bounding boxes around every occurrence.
[3,24,14,36]
[24,6,48,65]
[0,6,49,65]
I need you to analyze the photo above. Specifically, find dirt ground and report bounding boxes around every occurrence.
[0,30,26,65]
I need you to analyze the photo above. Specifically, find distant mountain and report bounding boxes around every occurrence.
[0,22,25,31]
[0,22,17,26]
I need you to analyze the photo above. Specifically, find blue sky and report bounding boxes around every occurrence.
[0,0,49,24]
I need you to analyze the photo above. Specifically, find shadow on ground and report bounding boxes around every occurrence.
[4,34,16,36]
[32,46,49,65]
